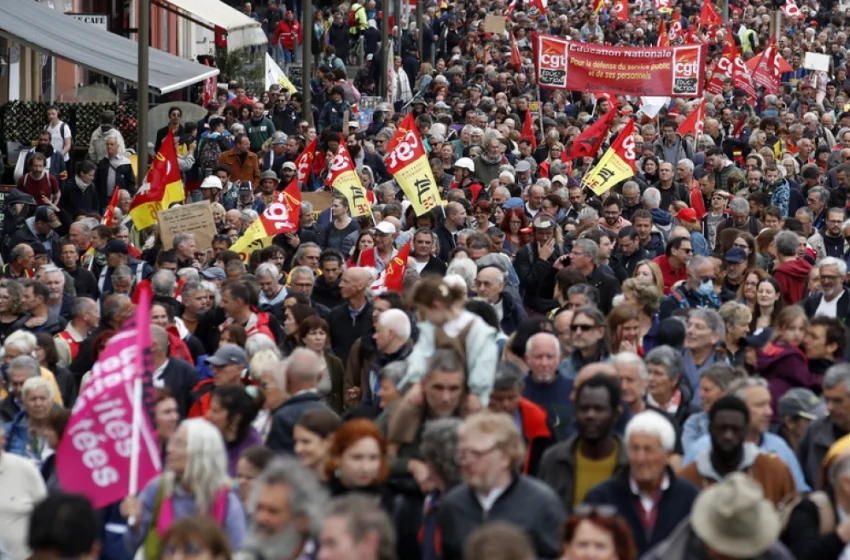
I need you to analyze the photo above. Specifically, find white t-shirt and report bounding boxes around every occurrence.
[815,294,840,318]
[45,120,71,161]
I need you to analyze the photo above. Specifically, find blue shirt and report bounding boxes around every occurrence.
[682,432,810,492]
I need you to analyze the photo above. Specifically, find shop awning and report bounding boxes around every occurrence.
[159,0,267,50]
[0,0,219,95]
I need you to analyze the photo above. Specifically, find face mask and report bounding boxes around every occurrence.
[696,280,714,296]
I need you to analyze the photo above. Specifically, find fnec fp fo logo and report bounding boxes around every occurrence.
[671,46,700,95]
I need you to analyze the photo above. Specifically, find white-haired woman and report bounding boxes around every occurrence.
[4,376,54,466]
[122,418,246,556]
[2,334,63,407]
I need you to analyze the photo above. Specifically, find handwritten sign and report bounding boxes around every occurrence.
[484,15,506,34]
[157,201,217,251]
[303,192,333,215]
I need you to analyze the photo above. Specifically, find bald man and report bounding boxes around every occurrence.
[475,266,527,335]
[328,267,374,364]
[523,332,574,440]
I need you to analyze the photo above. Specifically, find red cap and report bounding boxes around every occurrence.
[675,207,698,224]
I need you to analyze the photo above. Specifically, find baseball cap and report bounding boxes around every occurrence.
[778,388,827,421]
[434,101,450,110]
[503,197,524,210]
[515,160,531,173]
[551,175,567,185]
[206,343,249,368]
[35,206,61,228]
[201,267,225,281]
[105,239,129,255]
[200,176,223,190]
[374,221,397,235]
[270,132,287,145]
[724,247,748,263]
[673,207,698,224]
[207,101,221,110]
[238,181,253,196]
[282,162,297,171]
[733,88,747,97]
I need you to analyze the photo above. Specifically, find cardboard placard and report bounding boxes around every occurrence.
[804,52,830,72]
[484,15,506,34]
[303,192,334,214]
[157,201,217,251]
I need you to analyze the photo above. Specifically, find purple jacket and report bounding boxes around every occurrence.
[756,343,822,421]
[226,428,263,476]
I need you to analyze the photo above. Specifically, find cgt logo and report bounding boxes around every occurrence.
[671,46,701,95]
[539,39,568,68]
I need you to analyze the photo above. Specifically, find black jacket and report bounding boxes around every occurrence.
[498,289,528,336]
[154,125,184,154]
[94,157,135,210]
[328,301,374,366]
[8,221,62,266]
[584,467,699,556]
[266,392,335,453]
[783,496,847,560]
[158,358,201,419]
[515,241,563,314]
[803,288,850,322]
[419,256,448,277]
[434,225,458,263]
[60,179,100,222]
[583,265,621,315]
[64,266,99,300]
[437,474,565,560]
[620,247,650,277]
[311,276,344,310]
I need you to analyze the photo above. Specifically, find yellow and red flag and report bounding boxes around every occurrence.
[581,119,637,197]
[385,120,443,217]
[326,144,371,218]
[231,178,301,262]
[386,113,416,153]
[678,99,706,139]
[129,128,185,230]
[102,187,120,227]
[384,241,410,293]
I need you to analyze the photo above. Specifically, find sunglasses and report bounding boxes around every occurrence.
[570,323,597,332]
[574,504,617,517]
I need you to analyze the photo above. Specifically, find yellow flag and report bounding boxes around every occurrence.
[581,119,637,197]
[231,233,273,263]
[326,144,371,218]
[385,114,443,216]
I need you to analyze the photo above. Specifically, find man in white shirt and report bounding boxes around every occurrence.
[0,428,47,560]
[804,257,850,319]
[45,106,72,163]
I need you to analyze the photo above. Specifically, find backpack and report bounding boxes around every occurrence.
[778,491,836,536]
[198,136,223,171]
[347,4,363,27]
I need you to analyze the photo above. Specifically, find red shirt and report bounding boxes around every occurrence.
[653,255,687,295]
[17,173,59,204]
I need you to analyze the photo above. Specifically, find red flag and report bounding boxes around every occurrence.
[526,0,546,16]
[295,137,317,186]
[590,0,604,12]
[102,187,120,227]
[782,0,801,18]
[732,113,748,137]
[657,19,669,47]
[359,247,377,268]
[699,2,722,26]
[510,31,523,71]
[678,99,706,138]
[386,113,416,153]
[522,111,537,151]
[706,29,756,104]
[384,241,411,293]
[612,0,628,23]
[749,38,784,95]
[564,109,617,161]
[129,128,185,230]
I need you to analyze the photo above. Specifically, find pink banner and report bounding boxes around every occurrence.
[57,289,161,508]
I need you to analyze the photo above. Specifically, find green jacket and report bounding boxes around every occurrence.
[246,117,276,152]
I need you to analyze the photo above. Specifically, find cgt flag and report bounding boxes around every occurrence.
[384,241,411,293]
[129,128,185,230]
[56,287,161,508]
[231,178,301,262]
[102,187,120,227]
[387,113,416,153]
[581,119,637,197]
[699,1,723,26]
[326,144,371,218]
[295,137,318,186]
[612,0,628,23]
[678,99,706,139]
[522,111,537,150]
[385,122,443,216]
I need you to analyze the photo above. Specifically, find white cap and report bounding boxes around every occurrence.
[551,175,568,185]
[201,176,223,190]
[455,157,475,173]
[374,221,397,235]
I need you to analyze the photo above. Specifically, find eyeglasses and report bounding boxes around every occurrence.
[681,248,694,254]
[820,274,840,282]
[699,276,717,283]
[732,243,749,250]
[570,323,597,332]
[458,445,497,461]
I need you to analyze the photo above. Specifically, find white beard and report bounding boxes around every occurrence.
[238,523,305,560]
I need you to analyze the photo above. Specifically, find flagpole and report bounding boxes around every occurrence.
[126,377,143,527]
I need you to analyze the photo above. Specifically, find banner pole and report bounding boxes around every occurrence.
[126,377,143,527]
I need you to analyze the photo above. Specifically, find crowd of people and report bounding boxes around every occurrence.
[7,0,850,559]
